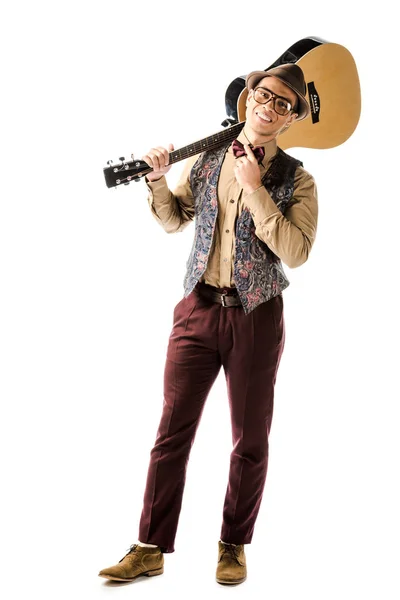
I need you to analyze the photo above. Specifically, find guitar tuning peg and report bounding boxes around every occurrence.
[131,153,135,159]
[119,156,125,162]
[107,159,114,165]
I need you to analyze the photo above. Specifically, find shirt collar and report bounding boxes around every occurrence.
[235,129,278,163]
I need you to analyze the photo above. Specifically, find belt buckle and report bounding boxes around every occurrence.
[220,292,228,307]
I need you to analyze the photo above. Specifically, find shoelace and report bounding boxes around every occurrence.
[219,542,241,563]
[119,543,139,563]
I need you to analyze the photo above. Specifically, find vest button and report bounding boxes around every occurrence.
[225,229,229,233]
[230,199,235,203]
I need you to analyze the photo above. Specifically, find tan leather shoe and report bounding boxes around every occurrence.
[98,543,164,582]
[216,540,247,584]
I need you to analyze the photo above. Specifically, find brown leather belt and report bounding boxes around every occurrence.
[196,283,242,307]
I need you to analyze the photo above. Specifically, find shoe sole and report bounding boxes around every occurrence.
[216,576,247,584]
[99,567,164,581]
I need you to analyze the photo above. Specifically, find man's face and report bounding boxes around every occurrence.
[245,75,298,140]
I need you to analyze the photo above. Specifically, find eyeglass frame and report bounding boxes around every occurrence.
[251,86,296,116]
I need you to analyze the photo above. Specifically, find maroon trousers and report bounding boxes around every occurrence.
[138,281,285,553]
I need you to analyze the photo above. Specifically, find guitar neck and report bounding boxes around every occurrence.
[103,121,246,188]
[167,121,245,165]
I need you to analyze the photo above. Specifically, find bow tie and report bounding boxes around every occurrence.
[232,139,265,164]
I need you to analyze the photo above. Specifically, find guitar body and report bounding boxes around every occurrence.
[224,37,361,150]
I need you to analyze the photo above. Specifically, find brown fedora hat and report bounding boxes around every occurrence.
[246,63,310,121]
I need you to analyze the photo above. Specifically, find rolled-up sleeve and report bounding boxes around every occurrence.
[242,166,318,268]
[146,156,197,234]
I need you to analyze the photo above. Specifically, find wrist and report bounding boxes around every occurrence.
[243,182,263,195]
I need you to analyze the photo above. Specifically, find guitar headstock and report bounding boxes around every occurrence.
[103,155,152,188]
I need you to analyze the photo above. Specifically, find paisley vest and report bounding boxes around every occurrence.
[183,142,303,315]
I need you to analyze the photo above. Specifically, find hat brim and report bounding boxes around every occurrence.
[246,71,310,121]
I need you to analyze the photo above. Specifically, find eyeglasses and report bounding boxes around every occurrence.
[252,87,294,116]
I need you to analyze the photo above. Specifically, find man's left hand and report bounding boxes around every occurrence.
[233,144,262,195]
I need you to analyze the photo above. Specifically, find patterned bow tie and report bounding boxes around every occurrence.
[232,139,265,164]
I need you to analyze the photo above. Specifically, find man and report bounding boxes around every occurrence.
[99,63,318,585]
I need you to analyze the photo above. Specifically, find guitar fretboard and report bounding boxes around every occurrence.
[167,121,245,164]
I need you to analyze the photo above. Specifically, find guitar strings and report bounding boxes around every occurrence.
[168,122,245,164]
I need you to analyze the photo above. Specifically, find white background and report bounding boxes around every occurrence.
[1,1,399,598]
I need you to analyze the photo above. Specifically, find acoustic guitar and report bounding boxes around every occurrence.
[103,36,361,189]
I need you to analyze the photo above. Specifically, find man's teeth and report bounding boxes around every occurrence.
[257,113,271,122]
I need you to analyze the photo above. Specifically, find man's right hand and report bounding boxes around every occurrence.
[142,143,175,182]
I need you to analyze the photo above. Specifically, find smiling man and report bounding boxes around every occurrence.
[99,63,318,586]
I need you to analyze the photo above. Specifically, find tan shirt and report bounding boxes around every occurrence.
[146,129,318,288]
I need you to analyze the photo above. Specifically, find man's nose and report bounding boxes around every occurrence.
[262,97,276,113]
[264,96,276,110]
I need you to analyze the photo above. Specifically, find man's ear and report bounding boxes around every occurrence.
[280,113,297,135]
